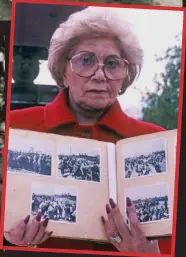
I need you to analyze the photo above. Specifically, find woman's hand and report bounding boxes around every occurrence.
[4,212,53,247]
[101,198,160,254]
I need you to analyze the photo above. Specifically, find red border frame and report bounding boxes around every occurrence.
[1,1,186,257]
[170,8,186,257]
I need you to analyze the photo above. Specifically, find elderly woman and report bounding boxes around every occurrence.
[4,6,170,254]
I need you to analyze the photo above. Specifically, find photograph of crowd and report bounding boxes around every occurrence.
[125,183,170,223]
[31,183,77,223]
[8,136,53,176]
[124,138,167,178]
[57,145,100,182]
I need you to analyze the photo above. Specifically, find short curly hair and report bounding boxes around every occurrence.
[48,6,144,95]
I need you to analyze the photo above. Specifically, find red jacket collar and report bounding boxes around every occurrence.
[44,88,130,137]
[97,100,130,137]
[44,89,76,129]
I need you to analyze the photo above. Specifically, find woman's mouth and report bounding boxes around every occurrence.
[87,89,108,94]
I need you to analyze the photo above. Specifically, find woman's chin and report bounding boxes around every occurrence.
[81,99,113,111]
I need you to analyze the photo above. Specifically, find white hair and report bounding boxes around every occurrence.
[48,6,144,94]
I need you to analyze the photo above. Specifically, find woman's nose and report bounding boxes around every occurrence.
[91,65,106,81]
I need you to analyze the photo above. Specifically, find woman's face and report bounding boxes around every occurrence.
[63,38,125,111]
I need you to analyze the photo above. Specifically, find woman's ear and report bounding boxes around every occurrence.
[119,79,127,95]
[63,74,69,88]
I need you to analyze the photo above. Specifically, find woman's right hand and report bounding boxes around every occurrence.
[4,212,53,247]
[101,198,160,254]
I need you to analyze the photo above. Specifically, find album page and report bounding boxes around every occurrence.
[107,142,117,203]
[5,128,111,241]
[115,129,177,238]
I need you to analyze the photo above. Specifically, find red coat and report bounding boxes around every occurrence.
[10,89,171,254]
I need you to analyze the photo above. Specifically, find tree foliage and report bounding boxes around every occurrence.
[141,35,181,129]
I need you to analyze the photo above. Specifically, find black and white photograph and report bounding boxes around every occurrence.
[124,138,167,179]
[8,136,53,176]
[31,183,78,223]
[57,144,100,182]
[125,183,170,224]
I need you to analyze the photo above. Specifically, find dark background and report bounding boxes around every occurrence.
[172,3,185,257]
[2,21,10,121]
[2,250,141,257]
[0,21,10,152]
[11,3,85,110]
[174,53,186,257]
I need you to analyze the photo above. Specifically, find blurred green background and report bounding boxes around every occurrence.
[141,35,181,130]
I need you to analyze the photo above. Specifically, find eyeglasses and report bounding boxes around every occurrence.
[69,51,129,80]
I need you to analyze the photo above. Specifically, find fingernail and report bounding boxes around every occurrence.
[126,197,132,207]
[24,215,30,224]
[109,198,116,209]
[36,212,42,222]
[48,231,53,236]
[101,216,105,224]
[106,204,111,214]
[43,218,49,227]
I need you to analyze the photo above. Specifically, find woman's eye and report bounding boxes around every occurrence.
[83,57,90,63]
[108,61,116,67]
[106,59,118,68]
[81,56,93,65]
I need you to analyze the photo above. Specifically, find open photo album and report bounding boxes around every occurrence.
[4,128,177,241]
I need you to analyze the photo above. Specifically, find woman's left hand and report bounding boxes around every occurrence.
[101,198,160,254]
[4,212,53,247]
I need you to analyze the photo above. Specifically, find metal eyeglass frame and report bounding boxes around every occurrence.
[69,52,129,81]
